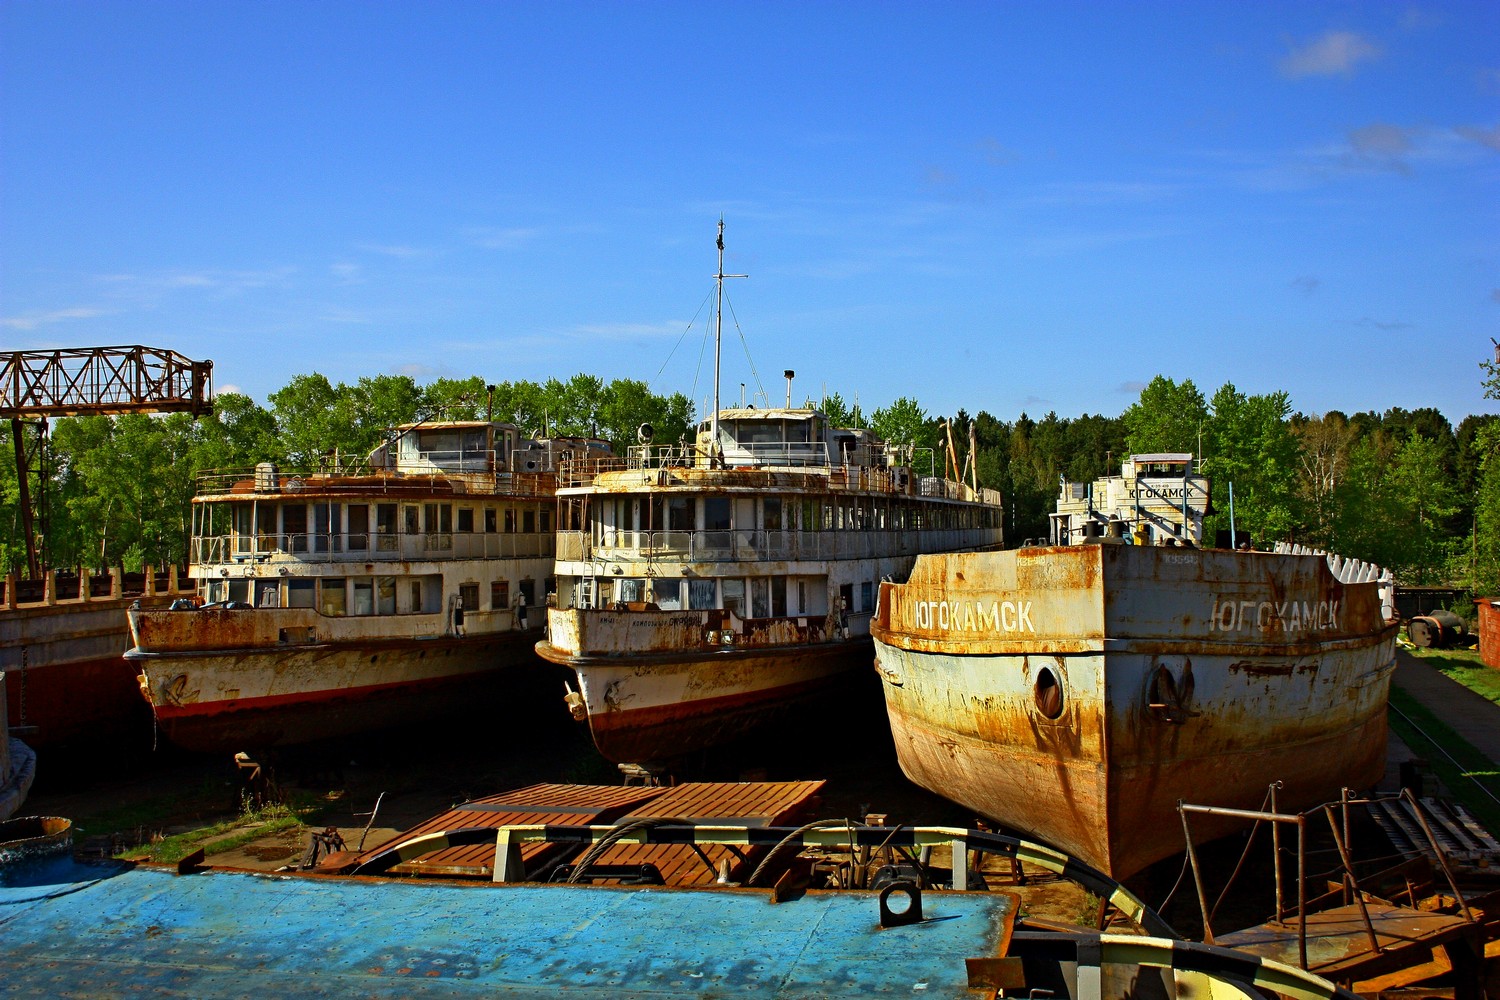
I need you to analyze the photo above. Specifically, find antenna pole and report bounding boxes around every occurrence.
[710,218,747,467]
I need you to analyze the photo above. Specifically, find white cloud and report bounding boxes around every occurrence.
[1456,124,1500,153]
[1279,31,1382,78]
[1344,123,1416,174]
[0,306,107,330]
[99,268,293,296]
[217,382,243,395]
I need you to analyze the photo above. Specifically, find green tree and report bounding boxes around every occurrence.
[597,379,694,454]
[268,374,359,468]
[1201,384,1301,545]
[871,396,936,455]
[1291,411,1355,547]
[820,392,865,428]
[190,392,282,472]
[1121,376,1207,455]
[423,376,490,421]
[1384,434,1461,584]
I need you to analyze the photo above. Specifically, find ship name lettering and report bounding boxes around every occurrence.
[912,599,1034,633]
[1208,597,1341,634]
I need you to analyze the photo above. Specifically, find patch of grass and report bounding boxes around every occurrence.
[1386,686,1500,834]
[1406,645,1500,706]
[115,800,313,865]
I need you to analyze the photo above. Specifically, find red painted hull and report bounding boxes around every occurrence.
[1,600,158,749]
[133,630,548,754]
[540,638,866,764]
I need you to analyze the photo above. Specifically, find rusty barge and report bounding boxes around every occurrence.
[0,570,189,748]
[537,223,1004,766]
[870,455,1399,879]
[127,421,608,753]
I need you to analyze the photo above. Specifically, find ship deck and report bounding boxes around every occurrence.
[0,853,1014,998]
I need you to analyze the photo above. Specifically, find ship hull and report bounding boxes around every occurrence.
[130,609,544,753]
[537,629,863,765]
[871,544,1397,878]
[0,598,169,748]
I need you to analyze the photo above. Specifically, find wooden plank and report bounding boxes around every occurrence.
[1352,945,1452,992]
[1444,801,1500,853]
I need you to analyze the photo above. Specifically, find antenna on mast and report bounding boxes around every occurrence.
[711,218,747,467]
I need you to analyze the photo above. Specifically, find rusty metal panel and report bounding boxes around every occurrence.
[585,780,826,886]
[872,545,1399,877]
[1476,598,1500,669]
[621,780,825,826]
[350,783,667,876]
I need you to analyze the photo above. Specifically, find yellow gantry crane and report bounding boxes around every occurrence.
[1,346,214,578]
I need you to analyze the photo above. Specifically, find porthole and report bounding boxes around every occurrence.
[1034,665,1064,719]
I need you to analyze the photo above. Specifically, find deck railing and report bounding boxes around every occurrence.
[555,526,999,564]
[193,531,553,566]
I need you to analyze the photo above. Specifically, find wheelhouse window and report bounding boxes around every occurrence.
[282,503,308,553]
[704,497,731,531]
[352,578,375,616]
[287,579,315,608]
[376,504,397,551]
[314,503,342,553]
[652,579,683,611]
[763,498,782,531]
[722,578,745,618]
[425,503,452,550]
[667,497,694,531]
[688,579,718,609]
[347,504,369,551]
[319,579,346,616]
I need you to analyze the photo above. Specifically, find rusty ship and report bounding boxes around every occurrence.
[128,421,609,753]
[1,570,190,749]
[537,222,1004,767]
[870,453,1399,878]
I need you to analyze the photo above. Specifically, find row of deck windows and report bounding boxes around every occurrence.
[205,574,540,615]
[595,575,874,617]
[590,495,997,534]
[219,501,552,552]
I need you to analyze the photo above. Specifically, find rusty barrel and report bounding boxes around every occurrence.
[1407,610,1464,649]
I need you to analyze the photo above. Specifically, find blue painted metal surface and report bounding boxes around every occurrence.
[0,856,1012,997]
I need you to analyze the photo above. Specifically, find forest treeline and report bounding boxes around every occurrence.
[4,362,1498,594]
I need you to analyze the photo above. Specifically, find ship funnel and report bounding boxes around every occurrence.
[784,370,795,408]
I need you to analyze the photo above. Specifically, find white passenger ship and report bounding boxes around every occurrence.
[537,222,1004,767]
[128,421,608,753]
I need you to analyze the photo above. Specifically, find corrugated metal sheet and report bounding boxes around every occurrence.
[588,780,826,886]
[345,782,664,877]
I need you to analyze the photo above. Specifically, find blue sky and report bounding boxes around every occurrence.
[3,2,1496,426]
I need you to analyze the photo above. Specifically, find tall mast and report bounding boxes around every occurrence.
[710,218,746,467]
